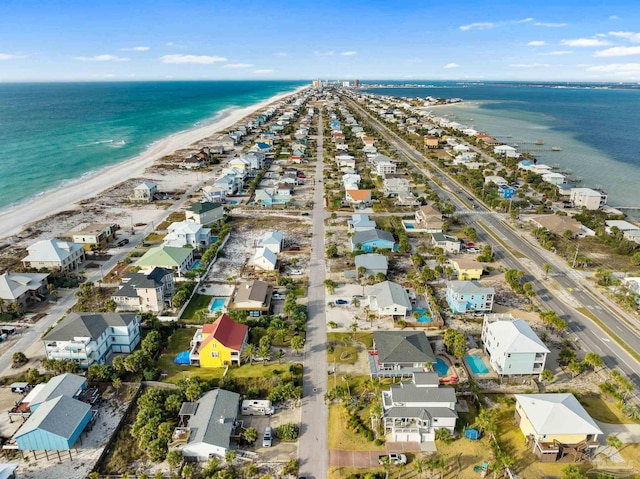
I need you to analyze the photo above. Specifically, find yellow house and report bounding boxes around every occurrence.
[514,394,602,462]
[190,313,248,368]
[450,258,483,280]
[424,136,440,149]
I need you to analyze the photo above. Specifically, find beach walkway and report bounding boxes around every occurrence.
[298,106,329,478]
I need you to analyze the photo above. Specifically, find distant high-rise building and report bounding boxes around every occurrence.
[312,80,320,88]
[353,79,360,88]
[342,81,350,87]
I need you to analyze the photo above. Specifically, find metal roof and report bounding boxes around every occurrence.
[43,313,138,342]
[187,389,240,449]
[15,395,90,442]
[374,331,435,364]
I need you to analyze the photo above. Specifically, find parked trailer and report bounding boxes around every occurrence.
[241,400,274,416]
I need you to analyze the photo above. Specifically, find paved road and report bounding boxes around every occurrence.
[298,107,329,479]
[345,96,640,392]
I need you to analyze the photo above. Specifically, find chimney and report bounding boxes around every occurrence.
[219,415,225,424]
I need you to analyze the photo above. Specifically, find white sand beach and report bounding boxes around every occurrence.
[0,86,307,240]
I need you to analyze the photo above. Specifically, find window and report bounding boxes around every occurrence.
[211,351,219,358]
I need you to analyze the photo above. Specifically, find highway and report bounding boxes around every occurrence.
[298,106,329,479]
[344,95,640,391]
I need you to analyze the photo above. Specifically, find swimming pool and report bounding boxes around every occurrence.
[191,260,201,270]
[174,351,190,365]
[465,355,489,374]
[413,308,432,323]
[404,222,415,229]
[210,297,226,312]
[434,358,449,376]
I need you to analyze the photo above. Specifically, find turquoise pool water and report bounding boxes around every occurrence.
[211,236,218,243]
[210,297,226,312]
[414,308,431,323]
[174,351,190,365]
[465,355,489,374]
[404,222,415,229]
[434,358,449,376]
[191,260,201,270]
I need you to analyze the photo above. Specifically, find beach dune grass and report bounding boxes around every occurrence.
[579,394,639,424]
[328,404,385,451]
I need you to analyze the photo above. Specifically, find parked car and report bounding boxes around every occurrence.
[287,245,301,251]
[466,247,481,253]
[378,453,407,465]
[291,269,303,275]
[262,426,273,447]
[272,293,285,300]
[133,222,147,227]
[335,299,348,305]
[301,212,309,216]
[117,239,129,247]
[352,294,364,299]
[253,356,272,363]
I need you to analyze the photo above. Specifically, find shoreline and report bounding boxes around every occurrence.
[0,85,307,240]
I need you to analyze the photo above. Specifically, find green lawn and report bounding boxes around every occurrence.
[580,394,639,424]
[327,332,374,348]
[180,293,212,322]
[327,345,358,365]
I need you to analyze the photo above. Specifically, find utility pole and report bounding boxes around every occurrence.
[572,243,580,269]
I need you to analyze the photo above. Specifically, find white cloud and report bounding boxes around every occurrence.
[460,18,532,31]
[160,54,227,64]
[314,50,334,57]
[609,15,619,20]
[561,38,611,47]
[0,53,25,60]
[460,22,494,31]
[594,46,640,57]
[527,41,546,46]
[587,63,640,73]
[275,52,288,57]
[444,63,460,69]
[340,51,357,56]
[534,22,567,27]
[509,63,551,68]
[121,46,149,51]
[73,54,130,62]
[609,31,640,42]
[165,42,174,47]
[547,50,573,55]
[253,69,275,74]
[224,63,254,68]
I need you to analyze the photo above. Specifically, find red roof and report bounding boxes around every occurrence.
[201,313,248,351]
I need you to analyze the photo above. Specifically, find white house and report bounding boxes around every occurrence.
[214,174,241,195]
[133,180,158,202]
[178,389,240,461]
[22,240,85,271]
[201,185,226,203]
[481,313,549,377]
[253,247,277,271]
[383,178,411,197]
[0,272,49,311]
[453,144,470,153]
[348,214,376,232]
[431,233,461,254]
[494,145,519,158]
[164,221,211,250]
[542,172,567,186]
[382,372,457,443]
[259,231,283,253]
[366,281,412,318]
[570,188,607,210]
[484,175,508,187]
[42,312,141,368]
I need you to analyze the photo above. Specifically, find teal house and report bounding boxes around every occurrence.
[351,229,397,253]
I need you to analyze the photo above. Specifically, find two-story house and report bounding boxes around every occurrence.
[42,312,141,368]
[446,280,495,314]
[189,313,249,368]
[201,185,227,204]
[383,178,410,197]
[366,281,412,318]
[231,280,272,317]
[382,372,457,443]
[347,214,376,233]
[133,180,158,202]
[0,272,49,311]
[450,258,483,280]
[22,239,85,271]
[431,233,461,254]
[481,313,549,377]
[415,206,444,233]
[185,202,224,225]
[135,246,195,276]
[163,221,211,250]
[370,331,436,377]
[351,229,396,253]
[112,267,175,313]
[68,223,117,251]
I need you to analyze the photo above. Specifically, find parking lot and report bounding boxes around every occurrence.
[238,403,301,461]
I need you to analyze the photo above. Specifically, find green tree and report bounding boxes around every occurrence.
[11,352,27,367]
[225,449,236,466]
[541,369,555,383]
[562,464,586,479]
[166,450,183,470]
[291,335,305,355]
[606,435,623,457]
[276,349,285,363]
[583,352,603,371]
[277,422,299,441]
[242,343,256,365]
[542,262,552,280]
[326,244,339,258]
[243,426,258,444]
[324,279,338,294]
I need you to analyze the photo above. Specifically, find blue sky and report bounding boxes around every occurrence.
[2,0,640,81]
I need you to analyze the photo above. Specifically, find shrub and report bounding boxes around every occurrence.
[277,422,299,441]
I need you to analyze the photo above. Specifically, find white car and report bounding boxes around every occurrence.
[272,293,285,300]
[262,426,273,447]
[290,269,303,275]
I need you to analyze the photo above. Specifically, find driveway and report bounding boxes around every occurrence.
[596,420,640,443]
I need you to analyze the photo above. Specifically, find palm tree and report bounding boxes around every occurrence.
[413,457,428,478]
[607,435,623,457]
[342,374,352,397]
[542,262,552,280]
[243,426,258,444]
[242,344,256,365]
[258,344,271,365]
[276,350,285,364]
[290,335,305,355]
[350,319,358,340]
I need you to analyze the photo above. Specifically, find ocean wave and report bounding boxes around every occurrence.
[77,139,126,147]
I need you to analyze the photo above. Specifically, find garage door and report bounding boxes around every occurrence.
[422,432,435,442]
[394,432,421,442]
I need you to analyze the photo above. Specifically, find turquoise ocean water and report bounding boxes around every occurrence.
[363,82,640,214]
[0,81,306,214]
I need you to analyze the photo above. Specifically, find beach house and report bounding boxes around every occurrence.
[431,233,461,254]
[450,257,483,280]
[135,246,195,276]
[514,394,602,462]
[351,229,396,253]
[67,223,117,251]
[163,221,211,251]
[43,312,141,368]
[178,389,240,461]
[481,313,549,377]
[185,202,224,225]
[370,331,436,376]
[415,205,444,232]
[133,180,158,202]
[22,239,85,271]
[347,214,376,232]
[201,185,227,203]
[484,175,509,187]
[570,188,607,210]
[383,178,410,197]
[189,313,248,368]
[446,280,495,314]
[494,145,519,158]
[355,253,389,278]
[231,280,273,316]
[366,281,412,318]
[0,272,49,311]
[253,247,277,271]
[345,189,372,207]
[530,215,586,238]
[381,372,457,443]
[112,267,175,313]
[258,231,284,253]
